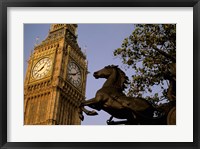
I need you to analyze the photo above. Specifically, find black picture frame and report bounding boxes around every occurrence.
[0,0,199,149]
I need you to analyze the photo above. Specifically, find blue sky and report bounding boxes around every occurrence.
[24,24,134,125]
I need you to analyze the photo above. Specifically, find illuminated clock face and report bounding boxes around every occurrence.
[67,62,82,87]
[32,57,52,79]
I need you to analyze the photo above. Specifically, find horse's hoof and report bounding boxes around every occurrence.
[79,114,84,121]
[89,110,98,115]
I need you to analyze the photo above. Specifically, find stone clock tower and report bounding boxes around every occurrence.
[24,24,87,125]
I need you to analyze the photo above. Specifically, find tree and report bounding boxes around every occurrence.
[114,24,176,104]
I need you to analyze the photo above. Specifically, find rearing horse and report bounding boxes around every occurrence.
[81,65,166,125]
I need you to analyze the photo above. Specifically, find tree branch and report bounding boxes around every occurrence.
[153,46,176,62]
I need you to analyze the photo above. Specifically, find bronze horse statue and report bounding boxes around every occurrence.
[80,65,168,125]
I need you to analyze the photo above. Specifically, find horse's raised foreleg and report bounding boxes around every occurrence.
[79,97,101,117]
[79,106,98,121]
[80,106,98,116]
[82,97,99,106]
[81,97,102,110]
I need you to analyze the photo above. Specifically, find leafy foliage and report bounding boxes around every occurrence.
[114,24,176,104]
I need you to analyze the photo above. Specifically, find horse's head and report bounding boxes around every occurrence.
[93,65,117,79]
[93,65,129,90]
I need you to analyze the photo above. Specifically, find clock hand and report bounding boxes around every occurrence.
[43,62,49,69]
[37,65,45,72]
[38,61,49,72]
[44,61,48,66]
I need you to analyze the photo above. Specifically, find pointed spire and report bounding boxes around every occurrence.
[83,45,87,55]
[34,36,39,46]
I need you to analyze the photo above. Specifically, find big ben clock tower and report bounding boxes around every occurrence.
[24,24,87,125]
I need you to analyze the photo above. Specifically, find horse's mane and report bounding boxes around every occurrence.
[105,65,129,90]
